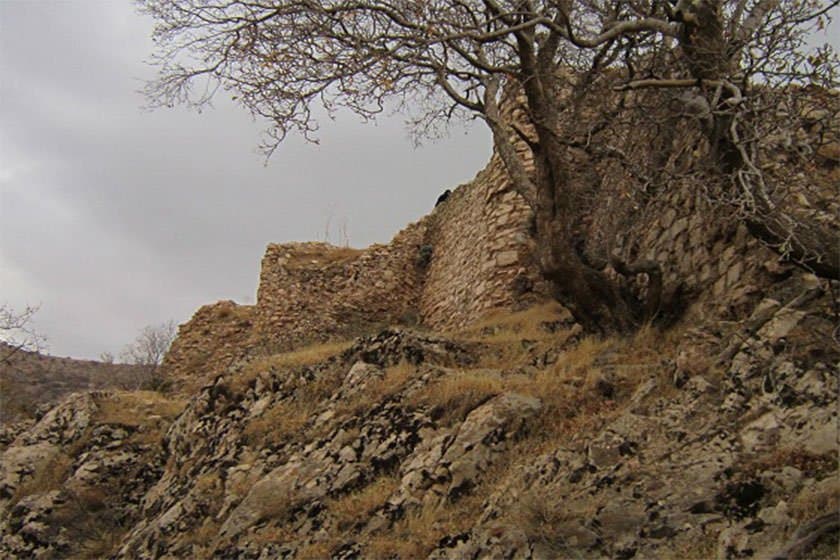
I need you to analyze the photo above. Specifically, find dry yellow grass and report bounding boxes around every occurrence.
[791,479,840,522]
[296,540,338,559]
[367,361,415,399]
[214,304,253,321]
[418,370,504,425]
[365,482,492,559]
[232,340,352,392]
[242,350,351,445]
[365,505,446,559]
[242,400,311,447]
[95,391,186,427]
[335,361,416,419]
[661,535,718,560]
[328,475,400,530]
[183,519,221,559]
[94,390,187,446]
[551,335,612,376]
[458,302,580,370]
[463,301,572,340]
[258,340,352,369]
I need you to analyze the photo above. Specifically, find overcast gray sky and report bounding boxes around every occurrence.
[1,2,837,361]
[0,0,492,359]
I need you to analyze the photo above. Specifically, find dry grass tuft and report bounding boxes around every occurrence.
[365,506,445,559]
[215,304,254,321]
[95,390,187,445]
[183,519,222,558]
[790,481,840,522]
[243,400,311,447]
[296,540,338,559]
[362,361,415,401]
[232,340,352,392]
[335,361,416,419]
[328,475,400,530]
[419,370,504,426]
[96,391,186,427]
[552,336,612,377]
[515,490,597,556]
[662,535,718,560]
[460,302,578,370]
[464,301,572,340]
[242,354,350,445]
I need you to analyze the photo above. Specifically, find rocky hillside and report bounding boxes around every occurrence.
[0,277,837,558]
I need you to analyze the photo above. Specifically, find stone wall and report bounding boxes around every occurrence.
[420,155,541,329]
[163,300,255,390]
[253,222,427,351]
[606,181,778,323]
[165,156,546,383]
[252,154,544,346]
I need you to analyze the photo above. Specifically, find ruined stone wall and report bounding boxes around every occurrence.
[163,300,255,390]
[420,155,542,329]
[160,85,838,387]
[608,183,778,322]
[251,155,544,347]
[253,222,428,351]
[165,156,546,383]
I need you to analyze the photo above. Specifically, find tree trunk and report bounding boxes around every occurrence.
[531,135,638,334]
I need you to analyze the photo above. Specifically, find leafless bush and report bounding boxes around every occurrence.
[119,320,177,390]
[0,303,46,365]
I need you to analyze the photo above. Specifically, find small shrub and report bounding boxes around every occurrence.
[417,244,434,269]
[515,490,594,556]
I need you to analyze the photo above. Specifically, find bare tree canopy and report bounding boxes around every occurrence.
[0,304,46,365]
[120,320,178,370]
[141,0,839,332]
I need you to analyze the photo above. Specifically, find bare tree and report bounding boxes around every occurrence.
[120,320,178,389]
[0,304,46,365]
[139,0,838,332]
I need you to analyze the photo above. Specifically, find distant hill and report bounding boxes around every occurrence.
[0,343,149,423]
